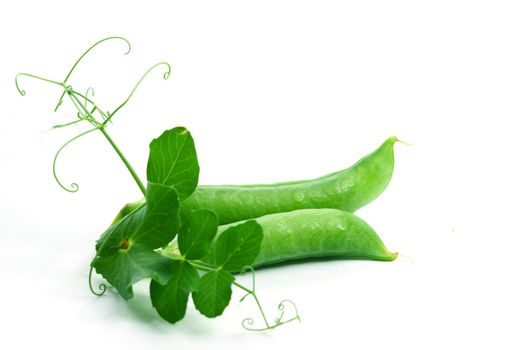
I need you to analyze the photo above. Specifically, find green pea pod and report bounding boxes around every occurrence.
[112,136,398,226]
[163,208,397,269]
[247,209,397,267]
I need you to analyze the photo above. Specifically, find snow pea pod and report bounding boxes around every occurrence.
[112,136,398,226]
[163,208,396,269]
[218,208,397,268]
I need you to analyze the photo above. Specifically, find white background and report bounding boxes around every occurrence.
[1,1,524,349]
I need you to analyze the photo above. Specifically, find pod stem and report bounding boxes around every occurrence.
[397,252,415,264]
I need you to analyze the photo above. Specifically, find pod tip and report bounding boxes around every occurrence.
[392,136,413,146]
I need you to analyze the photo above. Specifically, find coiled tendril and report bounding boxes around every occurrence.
[62,36,131,85]
[52,127,98,192]
[54,37,129,112]
[237,266,301,332]
[89,266,107,296]
[105,61,172,124]
[241,299,300,331]
[15,73,64,96]
[84,87,95,108]
[15,36,170,194]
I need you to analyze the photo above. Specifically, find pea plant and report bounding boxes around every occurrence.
[16,37,300,331]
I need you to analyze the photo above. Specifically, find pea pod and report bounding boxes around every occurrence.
[112,136,398,225]
[163,208,397,269]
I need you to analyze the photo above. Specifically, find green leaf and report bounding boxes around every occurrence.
[136,182,180,248]
[147,127,199,200]
[96,182,179,254]
[150,260,200,324]
[192,270,234,318]
[91,245,173,300]
[93,182,179,299]
[213,220,263,271]
[178,210,218,260]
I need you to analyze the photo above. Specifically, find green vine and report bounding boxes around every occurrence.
[16,36,299,332]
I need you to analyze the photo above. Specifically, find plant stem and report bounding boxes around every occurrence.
[189,261,215,272]
[69,92,146,195]
[99,127,146,195]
